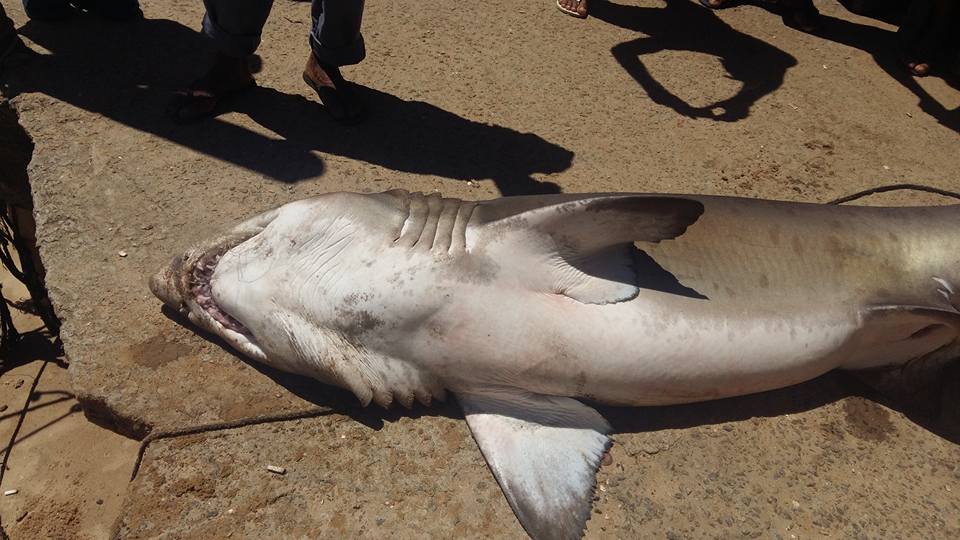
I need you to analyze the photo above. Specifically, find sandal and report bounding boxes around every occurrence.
[302,54,365,125]
[167,54,256,123]
[556,0,588,19]
[906,60,930,77]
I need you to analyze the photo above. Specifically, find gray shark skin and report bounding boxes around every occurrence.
[150,190,960,540]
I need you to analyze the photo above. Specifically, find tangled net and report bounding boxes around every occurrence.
[0,99,59,371]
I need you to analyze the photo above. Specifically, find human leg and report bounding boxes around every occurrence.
[169,0,273,122]
[303,0,366,123]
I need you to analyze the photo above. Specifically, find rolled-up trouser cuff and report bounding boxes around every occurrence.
[309,35,365,67]
[202,11,262,58]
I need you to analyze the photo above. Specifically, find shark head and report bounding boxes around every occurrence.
[149,204,284,364]
[149,192,443,406]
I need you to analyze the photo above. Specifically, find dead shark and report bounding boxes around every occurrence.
[150,190,960,539]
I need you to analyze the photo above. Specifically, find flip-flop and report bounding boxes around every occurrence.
[907,61,930,77]
[556,0,588,19]
[302,69,365,125]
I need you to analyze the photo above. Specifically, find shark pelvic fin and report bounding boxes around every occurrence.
[457,390,611,540]
[844,305,960,370]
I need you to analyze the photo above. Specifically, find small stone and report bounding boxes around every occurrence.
[14,379,23,389]
[791,500,800,509]
[96,498,104,505]
[16,510,27,522]
[266,465,286,475]
[0,404,7,412]
[118,250,128,257]
[4,489,18,496]
[226,508,235,515]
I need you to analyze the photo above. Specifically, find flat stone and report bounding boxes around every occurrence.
[116,409,525,539]
[116,377,960,538]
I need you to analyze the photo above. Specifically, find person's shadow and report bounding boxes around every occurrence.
[4,16,572,195]
[592,0,797,122]
[808,13,960,133]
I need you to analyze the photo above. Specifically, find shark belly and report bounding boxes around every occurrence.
[430,288,857,406]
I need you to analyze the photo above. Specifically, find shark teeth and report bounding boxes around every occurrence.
[190,253,250,335]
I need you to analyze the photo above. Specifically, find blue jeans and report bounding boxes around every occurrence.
[202,0,365,67]
[22,0,142,20]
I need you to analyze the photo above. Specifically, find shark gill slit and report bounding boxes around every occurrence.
[397,192,475,255]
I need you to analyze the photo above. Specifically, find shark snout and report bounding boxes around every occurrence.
[149,255,188,313]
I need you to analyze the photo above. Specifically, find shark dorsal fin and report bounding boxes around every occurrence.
[457,391,611,540]
[474,195,703,304]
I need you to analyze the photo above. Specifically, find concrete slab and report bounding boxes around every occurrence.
[114,408,522,539]
[116,377,960,538]
[4,0,960,537]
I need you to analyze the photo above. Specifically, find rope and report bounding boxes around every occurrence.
[826,183,960,205]
[129,406,334,481]
[0,360,48,489]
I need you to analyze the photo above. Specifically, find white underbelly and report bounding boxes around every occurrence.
[572,301,857,405]
[425,290,861,407]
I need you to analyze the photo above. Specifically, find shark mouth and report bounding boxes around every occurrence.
[189,251,250,335]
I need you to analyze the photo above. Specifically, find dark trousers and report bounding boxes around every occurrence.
[899,0,957,60]
[1,5,15,47]
[202,0,365,67]
[22,0,141,20]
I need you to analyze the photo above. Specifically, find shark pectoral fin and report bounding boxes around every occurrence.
[480,195,704,252]
[457,391,611,540]
[479,196,702,305]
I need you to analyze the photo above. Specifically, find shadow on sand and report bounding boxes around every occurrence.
[808,13,960,133]
[595,0,959,132]
[593,0,798,122]
[5,16,572,195]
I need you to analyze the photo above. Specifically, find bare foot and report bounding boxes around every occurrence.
[302,53,365,124]
[907,60,930,77]
[557,0,588,19]
[168,53,255,123]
